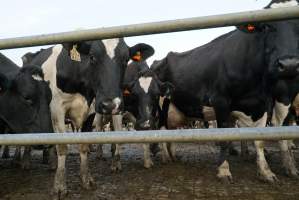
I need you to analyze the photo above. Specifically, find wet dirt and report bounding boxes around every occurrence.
[0,141,299,200]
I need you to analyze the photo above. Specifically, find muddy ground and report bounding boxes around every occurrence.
[0,142,299,200]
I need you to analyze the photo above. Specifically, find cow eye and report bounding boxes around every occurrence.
[90,55,97,64]
[22,95,33,105]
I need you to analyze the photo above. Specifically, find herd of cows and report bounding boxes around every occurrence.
[1,0,299,199]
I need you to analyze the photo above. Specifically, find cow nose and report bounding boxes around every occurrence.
[138,120,151,130]
[101,100,115,114]
[100,97,121,114]
[277,57,299,73]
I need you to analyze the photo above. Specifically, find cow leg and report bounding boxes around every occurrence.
[22,146,32,170]
[48,146,58,170]
[254,141,278,182]
[150,143,160,157]
[161,142,172,163]
[2,145,10,159]
[169,143,177,161]
[241,141,250,161]
[213,97,233,183]
[13,146,22,165]
[279,140,298,178]
[143,144,153,168]
[53,145,68,200]
[79,144,95,189]
[51,105,68,200]
[217,142,233,183]
[111,144,122,172]
[95,114,104,160]
[272,101,298,178]
[111,115,122,172]
[42,147,50,164]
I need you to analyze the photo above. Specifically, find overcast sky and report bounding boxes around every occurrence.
[0,0,271,66]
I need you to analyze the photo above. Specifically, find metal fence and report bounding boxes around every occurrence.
[0,6,299,145]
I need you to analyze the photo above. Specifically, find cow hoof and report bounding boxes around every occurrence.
[144,159,154,169]
[52,186,68,200]
[111,161,122,172]
[285,168,299,179]
[81,174,96,190]
[217,174,233,184]
[258,171,279,184]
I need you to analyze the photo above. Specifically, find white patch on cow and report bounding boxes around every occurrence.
[41,45,90,132]
[112,97,121,114]
[217,160,232,179]
[32,74,43,81]
[138,77,152,93]
[271,101,290,126]
[102,39,120,59]
[232,112,267,128]
[270,0,298,8]
[128,59,133,65]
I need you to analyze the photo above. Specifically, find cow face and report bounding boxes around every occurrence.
[124,69,173,130]
[0,65,53,133]
[62,40,152,115]
[238,20,299,79]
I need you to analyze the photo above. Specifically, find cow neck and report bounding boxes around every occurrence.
[56,53,95,105]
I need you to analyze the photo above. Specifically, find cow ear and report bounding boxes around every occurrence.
[129,43,155,62]
[237,23,264,33]
[160,82,174,98]
[63,42,92,61]
[0,73,9,93]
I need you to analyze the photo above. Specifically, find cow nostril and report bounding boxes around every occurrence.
[278,63,285,72]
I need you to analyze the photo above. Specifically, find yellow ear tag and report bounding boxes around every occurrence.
[70,45,81,62]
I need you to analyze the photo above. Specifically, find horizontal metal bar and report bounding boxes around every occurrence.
[1,7,299,50]
[0,126,298,145]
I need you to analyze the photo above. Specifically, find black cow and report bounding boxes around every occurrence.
[123,44,173,168]
[0,53,53,168]
[23,39,153,198]
[151,0,299,183]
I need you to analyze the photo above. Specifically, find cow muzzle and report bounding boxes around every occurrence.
[100,97,121,115]
[277,57,299,74]
[137,120,152,130]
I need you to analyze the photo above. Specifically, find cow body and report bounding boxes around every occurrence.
[122,43,176,168]
[152,1,299,182]
[24,39,152,198]
[0,53,53,168]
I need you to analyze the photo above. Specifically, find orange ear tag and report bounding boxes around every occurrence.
[123,89,131,96]
[132,51,142,61]
[247,24,255,32]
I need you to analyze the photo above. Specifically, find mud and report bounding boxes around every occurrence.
[0,142,299,200]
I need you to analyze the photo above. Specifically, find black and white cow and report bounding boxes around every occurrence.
[0,53,53,168]
[151,0,299,183]
[23,39,153,199]
[122,43,173,168]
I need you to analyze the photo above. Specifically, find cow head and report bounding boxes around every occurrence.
[0,65,53,133]
[61,40,153,115]
[124,67,173,130]
[237,19,299,80]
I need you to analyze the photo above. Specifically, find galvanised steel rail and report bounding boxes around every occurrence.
[0,7,299,49]
[0,126,298,145]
